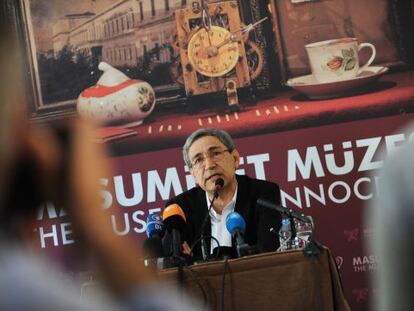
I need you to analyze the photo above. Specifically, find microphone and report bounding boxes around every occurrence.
[146,213,165,239]
[142,214,165,266]
[162,204,186,259]
[214,178,224,198]
[226,212,247,258]
[256,198,312,224]
[199,178,224,261]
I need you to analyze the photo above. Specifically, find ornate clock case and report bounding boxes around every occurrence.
[174,1,252,110]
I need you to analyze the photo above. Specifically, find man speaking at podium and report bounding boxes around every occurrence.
[163,128,282,261]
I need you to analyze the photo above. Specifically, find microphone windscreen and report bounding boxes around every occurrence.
[146,213,165,238]
[215,178,224,190]
[226,211,246,235]
[162,203,186,232]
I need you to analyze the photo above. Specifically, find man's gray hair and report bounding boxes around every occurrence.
[183,128,235,168]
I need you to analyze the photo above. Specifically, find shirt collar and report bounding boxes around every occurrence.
[205,182,238,221]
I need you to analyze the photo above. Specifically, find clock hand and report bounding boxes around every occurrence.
[201,9,211,30]
[205,28,213,49]
[200,1,216,57]
[215,17,268,50]
[215,35,237,49]
[200,1,212,40]
[242,17,268,35]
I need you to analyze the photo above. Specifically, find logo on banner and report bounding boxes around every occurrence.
[335,256,344,269]
[352,255,378,272]
[344,228,359,242]
[363,227,375,239]
[352,288,369,302]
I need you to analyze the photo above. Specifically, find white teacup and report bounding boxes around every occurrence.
[305,38,376,83]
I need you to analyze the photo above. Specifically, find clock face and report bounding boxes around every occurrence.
[188,26,240,78]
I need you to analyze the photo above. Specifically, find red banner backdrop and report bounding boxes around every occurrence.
[34,112,414,311]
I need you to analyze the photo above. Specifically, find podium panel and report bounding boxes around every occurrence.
[159,248,350,311]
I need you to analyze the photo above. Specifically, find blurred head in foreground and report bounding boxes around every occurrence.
[0,7,201,310]
[0,4,25,211]
[367,128,414,311]
[0,3,146,292]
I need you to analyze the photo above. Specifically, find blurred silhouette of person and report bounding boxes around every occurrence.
[367,126,414,311]
[0,5,200,310]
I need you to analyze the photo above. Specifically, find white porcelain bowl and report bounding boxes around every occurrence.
[77,62,155,126]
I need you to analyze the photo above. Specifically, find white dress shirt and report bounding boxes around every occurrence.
[206,185,238,254]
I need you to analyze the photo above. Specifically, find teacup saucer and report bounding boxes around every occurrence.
[286,66,389,99]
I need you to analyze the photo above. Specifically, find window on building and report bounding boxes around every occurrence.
[165,0,169,11]
[151,0,155,17]
[181,0,186,6]
[131,12,135,27]
[155,43,160,61]
[129,47,132,60]
[143,44,147,56]
[139,2,144,21]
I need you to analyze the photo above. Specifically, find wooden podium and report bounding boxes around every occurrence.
[159,248,350,311]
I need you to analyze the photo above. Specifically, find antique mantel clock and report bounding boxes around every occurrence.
[173,0,264,111]
[187,25,240,78]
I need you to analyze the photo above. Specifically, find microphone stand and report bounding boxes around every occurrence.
[171,229,186,292]
[200,190,219,261]
[288,215,296,250]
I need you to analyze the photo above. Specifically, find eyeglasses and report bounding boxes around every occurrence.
[190,149,230,170]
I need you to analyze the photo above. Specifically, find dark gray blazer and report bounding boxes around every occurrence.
[164,174,282,260]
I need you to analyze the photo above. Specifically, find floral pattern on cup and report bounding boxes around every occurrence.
[326,56,343,71]
[326,48,357,72]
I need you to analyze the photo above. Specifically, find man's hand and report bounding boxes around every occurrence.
[182,241,192,256]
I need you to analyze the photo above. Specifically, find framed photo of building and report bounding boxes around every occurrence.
[19,0,185,119]
[14,0,281,120]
